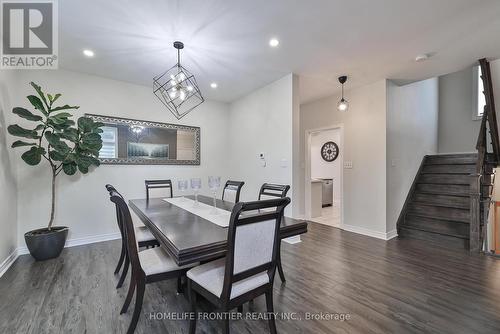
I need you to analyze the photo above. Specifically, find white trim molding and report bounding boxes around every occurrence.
[342,224,398,241]
[0,232,121,278]
[0,249,19,278]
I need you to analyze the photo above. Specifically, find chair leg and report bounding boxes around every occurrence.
[177,276,183,294]
[277,242,286,283]
[127,276,145,334]
[121,272,136,314]
[222,313,230,334]
[265,290,277,334]
[188,280,197,334]
[117,255,129,289]
[114,243,126,275]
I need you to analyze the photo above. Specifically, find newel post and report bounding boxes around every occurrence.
[470,174,481,253]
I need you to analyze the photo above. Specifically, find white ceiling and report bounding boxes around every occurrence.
[59,0,500,104]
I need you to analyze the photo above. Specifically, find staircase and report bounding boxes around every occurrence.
[397,58,500,252]
[397,153,493,249]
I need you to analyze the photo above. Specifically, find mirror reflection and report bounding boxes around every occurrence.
[86,114,200,165]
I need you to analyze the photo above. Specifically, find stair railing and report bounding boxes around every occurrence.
[470,58,499,253]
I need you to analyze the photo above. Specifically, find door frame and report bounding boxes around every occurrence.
[304,124,344,228]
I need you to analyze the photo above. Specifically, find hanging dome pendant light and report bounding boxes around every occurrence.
[153,41,204,120]
[337,75,349,112]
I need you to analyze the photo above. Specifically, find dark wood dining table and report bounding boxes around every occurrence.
[129,195,308,266]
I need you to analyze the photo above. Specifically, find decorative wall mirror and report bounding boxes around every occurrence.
[86,114,200,165]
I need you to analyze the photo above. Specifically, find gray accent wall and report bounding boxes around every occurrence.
[438,66,481,153]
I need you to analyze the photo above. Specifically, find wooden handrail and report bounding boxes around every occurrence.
[470,58,499,253]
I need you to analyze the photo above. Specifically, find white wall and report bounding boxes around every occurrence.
[228,74,299,216]
[0,71,19,272]
[9,69,231,246]
[300,80,388,237]
[310,129,341,204]
[438,66,480,153]
[386,78,439,233]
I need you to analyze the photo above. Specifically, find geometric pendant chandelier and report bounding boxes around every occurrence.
[153,41,204,120]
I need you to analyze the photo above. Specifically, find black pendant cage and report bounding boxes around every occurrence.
[153,42,204,120]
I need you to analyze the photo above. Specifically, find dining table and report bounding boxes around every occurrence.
[129,195,308,266]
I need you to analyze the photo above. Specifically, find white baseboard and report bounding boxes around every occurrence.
[342,224,398,241]
[283,236,301,244]
[0,249,19,278]
[1,232,122,277]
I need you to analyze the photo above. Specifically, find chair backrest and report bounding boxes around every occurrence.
[108,188,143,276]
[145,179,173,200]
[258,183,290,200]
[222,180,245,203]
[106,184,125,239]
[221,197,290,302]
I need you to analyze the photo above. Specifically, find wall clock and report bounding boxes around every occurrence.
[321,141,339,162]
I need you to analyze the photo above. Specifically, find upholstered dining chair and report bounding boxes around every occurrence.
[221,180,245,203]
[258,183,290,283]
[108,189,198,334]
[106,184,159,289]
[145,179,173,200]
[187,197,290,334]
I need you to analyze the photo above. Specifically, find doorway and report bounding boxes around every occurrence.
[305,125,344,228]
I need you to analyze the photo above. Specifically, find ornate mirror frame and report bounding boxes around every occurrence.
[85,114,200,165]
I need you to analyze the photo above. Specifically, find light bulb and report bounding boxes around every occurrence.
[169,90,177,99]
[179,90,186,101]
[178,72,186,81]
[337,98,349,112]
[187,85,193,92]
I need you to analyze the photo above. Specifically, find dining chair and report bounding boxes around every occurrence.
[106,184,160,289]
[258,183,290,283]
[109,189,198,334]
[221,180,245,203]
[145,179,173,200]
[187,197,291,334]
[258,183,290,200]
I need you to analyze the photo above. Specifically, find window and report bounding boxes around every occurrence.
[99,126,118,158]
[475,66,486,118]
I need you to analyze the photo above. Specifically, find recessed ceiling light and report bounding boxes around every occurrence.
[83,49,95,57]
[269,38,279,47]
[210,82,218,89]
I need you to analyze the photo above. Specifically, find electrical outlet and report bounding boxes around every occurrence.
[344,161,353,169]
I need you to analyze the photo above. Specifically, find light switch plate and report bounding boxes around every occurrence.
[344,161,353,169]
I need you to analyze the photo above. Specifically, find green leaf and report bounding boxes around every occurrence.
[52,93,61,103]
[76,155,100,174]
[50,105,80,112]
[29,82,49,110]
[77,117,94,132]
[45,131,71,153]
[11,140,37,148]
[27,95,47,115]
[62,161,77,175]
[21,146,45,166]
[12,107,43,121]
[49,150,67,161]
[60,128,79,142]
[7,124,39,139]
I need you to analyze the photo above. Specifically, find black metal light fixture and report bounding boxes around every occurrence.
[153,41,204,120]
[337,75,349,112]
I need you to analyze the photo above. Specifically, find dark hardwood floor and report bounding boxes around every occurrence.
[1,222,500,334]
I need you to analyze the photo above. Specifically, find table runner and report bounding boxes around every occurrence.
[162,197,231,227]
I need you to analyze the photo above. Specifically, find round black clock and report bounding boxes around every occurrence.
[321,141,339,162]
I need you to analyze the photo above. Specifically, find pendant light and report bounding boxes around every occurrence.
[153,41,204,120]
[337,76,349,112]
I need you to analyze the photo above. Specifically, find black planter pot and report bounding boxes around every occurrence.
[24,226,69,261]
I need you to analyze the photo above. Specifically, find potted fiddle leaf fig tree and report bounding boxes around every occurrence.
[8,82,104,261]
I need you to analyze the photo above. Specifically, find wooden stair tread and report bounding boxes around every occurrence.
[406,203,469,223]
[398,227,470,249]
[411,193,469,209]
[404,215,469,239]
